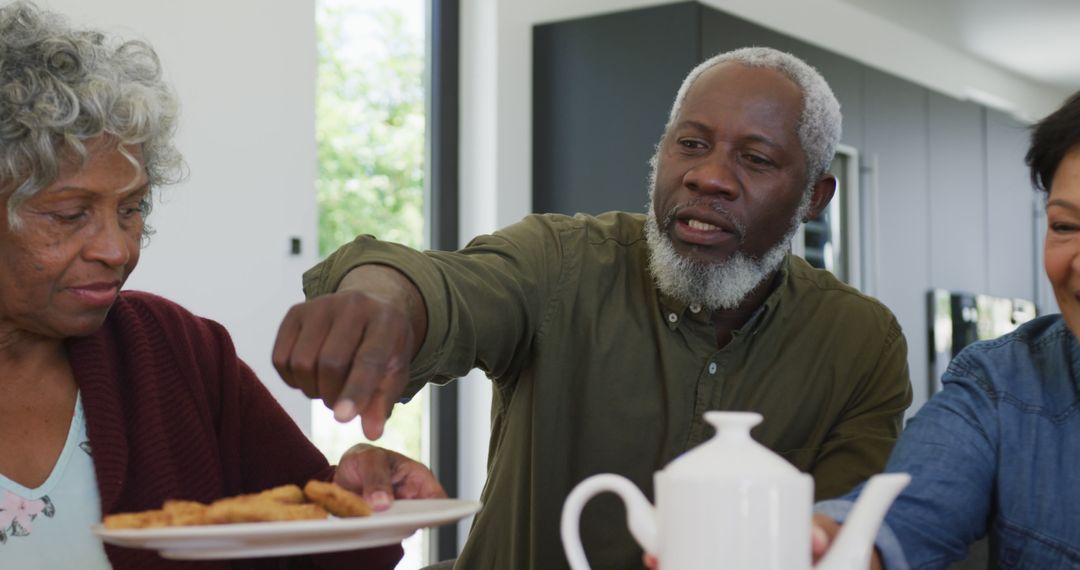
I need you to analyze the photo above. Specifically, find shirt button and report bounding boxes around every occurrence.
[708,362,717,375]
[689,303,702,314]
[667,313,678,323]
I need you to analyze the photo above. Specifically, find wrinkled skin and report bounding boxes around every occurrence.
[0,144,146,343]
[335,444,447,510]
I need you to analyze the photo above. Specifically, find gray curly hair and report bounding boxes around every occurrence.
[0,1,184,233]
[662,46,841,183]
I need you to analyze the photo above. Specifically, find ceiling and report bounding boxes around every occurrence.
[838,0,1080,91]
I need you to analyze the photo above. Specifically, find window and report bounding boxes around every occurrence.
[314,0,433,567]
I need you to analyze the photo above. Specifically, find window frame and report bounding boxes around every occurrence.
[425,0,460,561]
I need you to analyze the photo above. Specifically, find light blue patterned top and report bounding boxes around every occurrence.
[0,393,111,568]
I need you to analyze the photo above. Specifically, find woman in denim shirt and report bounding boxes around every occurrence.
[814,90,1080,569]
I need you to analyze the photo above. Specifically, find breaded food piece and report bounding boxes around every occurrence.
[162,500,208,526]
[253,484,305,504]
[204,500,327,524]
[303,480,373,518]
[212,484,305,507]
[101,483,322,528]
[202,484,305,511]
[103,509,171,529]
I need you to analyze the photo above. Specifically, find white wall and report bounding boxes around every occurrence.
[41,0,319,431]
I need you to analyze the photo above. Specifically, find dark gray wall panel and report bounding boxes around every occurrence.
[699,7,796,55]
[533,3,700,215]
[862,68,931,413]
[986,110,1038,303]
[928,92,987,293]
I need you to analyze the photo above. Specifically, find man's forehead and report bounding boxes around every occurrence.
[676,63,803,128]
[686,62,800,102]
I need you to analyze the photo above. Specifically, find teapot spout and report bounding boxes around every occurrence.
[816,473,910,570]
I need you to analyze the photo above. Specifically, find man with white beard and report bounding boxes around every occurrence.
[273,47,913,570]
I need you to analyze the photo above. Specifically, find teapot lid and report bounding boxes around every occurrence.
[664,411,801,480]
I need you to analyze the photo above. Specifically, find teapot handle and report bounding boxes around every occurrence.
[561,474,658,570]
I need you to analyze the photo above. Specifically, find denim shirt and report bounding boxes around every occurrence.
[816,314,1080,569]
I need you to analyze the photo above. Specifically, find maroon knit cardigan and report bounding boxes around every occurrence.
[66,291,403,569]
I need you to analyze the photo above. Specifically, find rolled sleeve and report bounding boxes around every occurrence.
[301,215,569,394]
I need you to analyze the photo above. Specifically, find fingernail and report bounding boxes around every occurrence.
[370,491,391,510]
[334,400,356,422]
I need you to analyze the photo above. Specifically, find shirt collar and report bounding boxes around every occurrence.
[656,255,793,333]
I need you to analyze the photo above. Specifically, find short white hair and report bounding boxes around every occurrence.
[663,47,841,181]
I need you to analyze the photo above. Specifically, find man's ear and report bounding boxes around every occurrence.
[803,174,837,221]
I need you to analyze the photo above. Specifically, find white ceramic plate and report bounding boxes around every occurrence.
[91,498,481,560]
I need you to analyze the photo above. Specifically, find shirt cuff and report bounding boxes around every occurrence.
[300,237,450,383]
[814,499,910,570]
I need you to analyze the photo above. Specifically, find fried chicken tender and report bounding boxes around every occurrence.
[103,502,209,529]
[103,509,172,529]
[204,500,327,524]
[162,500,209,526]
[303,480,373,517]
[208,484,305,509]
[253,484,306,504]
[101,481,366,528]
[201,484,322,524]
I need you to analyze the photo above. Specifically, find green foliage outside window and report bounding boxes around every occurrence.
[314,0,427,465]
[317,0,425,256]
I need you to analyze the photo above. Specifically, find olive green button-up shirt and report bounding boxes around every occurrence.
[304,211,912,570]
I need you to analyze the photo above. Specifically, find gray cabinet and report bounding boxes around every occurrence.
[928,92,987,294]
[986,110,1039,303]
[533,3,700,215]
[699,8,795,59]
[861,68,932,413]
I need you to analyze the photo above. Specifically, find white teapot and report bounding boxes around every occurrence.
[561,411,909,570]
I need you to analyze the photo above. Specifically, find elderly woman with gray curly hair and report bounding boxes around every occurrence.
[0,3,445,568]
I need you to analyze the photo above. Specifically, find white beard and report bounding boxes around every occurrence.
[644,171,811,311]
